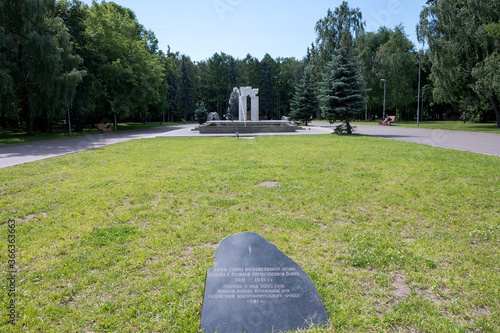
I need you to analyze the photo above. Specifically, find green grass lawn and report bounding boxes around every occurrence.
[1,135,499,332]
[0,122,181,146]
[350,120,500,133]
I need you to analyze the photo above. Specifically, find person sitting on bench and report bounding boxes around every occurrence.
[382,115,392,125]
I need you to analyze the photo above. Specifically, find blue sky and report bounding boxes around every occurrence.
[80,0,428,61]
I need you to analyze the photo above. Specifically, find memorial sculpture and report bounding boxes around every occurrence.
[238,87,260,122]
[200,232,328,333]
[197,87,301,134]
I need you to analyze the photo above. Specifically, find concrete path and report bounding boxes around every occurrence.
[0,125,195,169]
[310,122,500,157]
[1,122,498,169]
[0,124,332,168]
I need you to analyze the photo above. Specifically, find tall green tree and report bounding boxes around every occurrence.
[379,25,417,120]
[0,0,84,134]
[260,54,275,119]
[202,52,234,117]
[355,27,392,118]
[311,2,364,78]
[178,58,194,120]
[418,0,500,127]
[57,0,102,131]
[85,1,163,130]
[194,101,208,124]
[0,25,15,127]
[274,57,303,118]
[237,54,261,87]
[356,26,418,120]
[290,70,318,125]
[319,50,365,134]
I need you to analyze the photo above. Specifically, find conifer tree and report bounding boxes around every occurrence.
[290,70,317,125]
[260,54,274,119]
[178,59,194,121]
[194,101,208,124]
[319,50,365,134]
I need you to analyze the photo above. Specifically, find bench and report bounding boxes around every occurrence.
[379,116,395,126]
[96,123,112,133]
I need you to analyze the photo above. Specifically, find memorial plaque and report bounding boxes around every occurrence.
[200,232,328,333]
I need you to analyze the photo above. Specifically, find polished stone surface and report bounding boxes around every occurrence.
[200,232,328,333]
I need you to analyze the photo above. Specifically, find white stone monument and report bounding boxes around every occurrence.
[238,86,259,121]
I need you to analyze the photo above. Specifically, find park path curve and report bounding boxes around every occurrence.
[1,123,499,169]
[310,122,500,157]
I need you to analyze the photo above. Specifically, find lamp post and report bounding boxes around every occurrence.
[422,86,425,122]
[67,107,72,136]
[417,56,421,127]
[381,79,387,120]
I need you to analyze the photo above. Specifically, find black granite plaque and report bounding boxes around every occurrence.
[200,232,328,333]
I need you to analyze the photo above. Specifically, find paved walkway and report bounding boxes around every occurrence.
[310,122,500,157]
[1,123,499,168]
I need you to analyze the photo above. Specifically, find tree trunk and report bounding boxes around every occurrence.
[345,114,352,134]
[488,95,500,128]
[27,115,33,136]
[75,115,88,132]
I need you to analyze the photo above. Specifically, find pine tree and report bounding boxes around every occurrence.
[290,70,317,125]
[194,101,208,124]
[260,55,274,119]
[319,51,365,134]
[166,74,179,122]
[178,59,194,121]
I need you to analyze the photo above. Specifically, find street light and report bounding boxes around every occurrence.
[417,55,421,127]
[421,86,425,122]
[381,79,387,120]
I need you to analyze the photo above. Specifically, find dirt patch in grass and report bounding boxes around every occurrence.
[257,181,280,187]
[392,273,411,303]
[474,306,490,317]
[334,220,351,226]
[199,242,218,249]
[416,288,443,305]
[13,212,47,223]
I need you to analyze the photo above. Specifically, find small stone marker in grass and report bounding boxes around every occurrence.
[200,232,328,333]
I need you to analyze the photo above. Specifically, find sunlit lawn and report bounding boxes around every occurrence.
[1,135,499,332]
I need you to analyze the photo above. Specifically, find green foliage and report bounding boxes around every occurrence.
[260,54,275,119]
[419,0,500,127]
[201,52,234,117]
[472,52,500,112]
[355,28,392,114]
[194,101,208,124]
[319,51,366,134]
[85,1,164,129]
[0,0,84,134]
[380,25,417,119]
[178,58,194,120]
[310,1,364,84]
[290,70,318,125]
[274,57,304,118]
[356,26,418,120]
